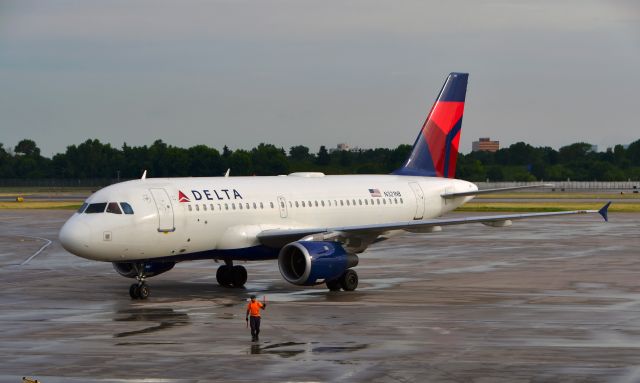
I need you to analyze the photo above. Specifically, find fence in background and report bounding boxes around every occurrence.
[0,178,125,188]
[477,181,639,191]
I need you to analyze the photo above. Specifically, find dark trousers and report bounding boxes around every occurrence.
[250,316,261,339]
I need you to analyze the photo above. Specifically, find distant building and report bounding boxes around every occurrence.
[336,143,351,151]
[329,143,360,153]
[472,137,499,152]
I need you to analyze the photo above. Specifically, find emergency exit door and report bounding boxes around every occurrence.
[149,188,175,232]
[277,196,288,218]
[408,182,425,220]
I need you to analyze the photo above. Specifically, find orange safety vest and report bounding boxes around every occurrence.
[247,301,264,317]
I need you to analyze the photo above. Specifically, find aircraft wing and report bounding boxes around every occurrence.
[257,202,611,248]
[441,184,552,198]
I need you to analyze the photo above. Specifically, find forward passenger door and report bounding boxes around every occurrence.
[149,188,175,232]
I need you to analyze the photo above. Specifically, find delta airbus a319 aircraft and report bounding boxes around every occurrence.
[59,73,610,299]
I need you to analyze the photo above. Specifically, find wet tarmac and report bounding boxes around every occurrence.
[1,209,639,382]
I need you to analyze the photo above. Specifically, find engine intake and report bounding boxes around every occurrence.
[112,262,176,278]
[278,241,358,286]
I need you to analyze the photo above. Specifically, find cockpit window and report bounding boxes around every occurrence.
[106,202,122,214]
[77,203,88,214]
[85,203,107,213]
[120,202,134,215]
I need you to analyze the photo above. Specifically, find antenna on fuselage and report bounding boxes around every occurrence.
[141,170,147,180]
[224,169,230,178]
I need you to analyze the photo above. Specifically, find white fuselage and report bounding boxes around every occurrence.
[59,173,477,262]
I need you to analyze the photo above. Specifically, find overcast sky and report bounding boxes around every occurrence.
[1,0,639,156]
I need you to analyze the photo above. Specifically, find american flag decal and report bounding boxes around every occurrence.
[369,188,381,197]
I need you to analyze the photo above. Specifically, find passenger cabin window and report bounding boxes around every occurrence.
[188,205,193,211]
[106,202,122,214]
[260,202,264,209]
[270,202,274,209]
[85,203,107,214]
[77,203,88,213]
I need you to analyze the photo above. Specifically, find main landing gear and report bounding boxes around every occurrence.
[326,269,359,292]
[129,263,150,300]
[216,260,248,288]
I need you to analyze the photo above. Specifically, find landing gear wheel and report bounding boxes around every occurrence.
[326,279,341,291]
[339,269,358,291]
[129,283,150,299]
[216,265,233,287]
[129,283,139,299]
[138,284,150,299]
[232,265,248,287]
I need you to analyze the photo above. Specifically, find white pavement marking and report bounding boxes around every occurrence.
[20,236,53,265]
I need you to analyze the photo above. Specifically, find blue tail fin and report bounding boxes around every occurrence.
[393,72,468,178]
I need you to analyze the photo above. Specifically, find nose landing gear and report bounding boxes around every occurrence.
[216,260,248,288]
[129,263,150,300]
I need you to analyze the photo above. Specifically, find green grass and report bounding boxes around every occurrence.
[0,201,82,210]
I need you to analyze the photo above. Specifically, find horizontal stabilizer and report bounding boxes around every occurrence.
[441,184,553,199]
[598,201,612,222]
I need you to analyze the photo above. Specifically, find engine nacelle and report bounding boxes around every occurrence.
[278,241,358,286]
[112,262,176,278]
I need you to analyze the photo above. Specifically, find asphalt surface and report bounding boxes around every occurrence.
[0,209,638,383]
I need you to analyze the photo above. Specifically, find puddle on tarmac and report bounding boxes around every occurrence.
[113,308,189,339]
[248,341,369,358]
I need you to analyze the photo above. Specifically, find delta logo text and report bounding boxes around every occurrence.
[178,189,243,202]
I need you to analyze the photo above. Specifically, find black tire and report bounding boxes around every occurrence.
[232,265,248,287]
[216,265,233,287]
[339,269,358,291]
[129,283,139,299]
[138,284,150,299]
[326,279,341,291]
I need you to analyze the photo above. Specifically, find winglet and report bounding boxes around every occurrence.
[141,170,147,180]
[598,201,611,222]
[224,168,230,178]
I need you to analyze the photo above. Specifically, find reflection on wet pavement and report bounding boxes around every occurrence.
[249,341,368,358]
[113,308,189,339]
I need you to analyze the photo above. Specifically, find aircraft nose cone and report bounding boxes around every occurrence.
[59,218,90,257]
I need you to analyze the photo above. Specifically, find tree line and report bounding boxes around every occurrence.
[1,138,639,181]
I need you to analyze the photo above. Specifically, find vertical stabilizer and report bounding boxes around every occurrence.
[393,72,468,178]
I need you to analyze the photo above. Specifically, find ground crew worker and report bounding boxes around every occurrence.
[246,295,266,341]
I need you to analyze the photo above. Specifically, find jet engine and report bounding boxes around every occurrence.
[112,261,176,278]
[278,241,358,286]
